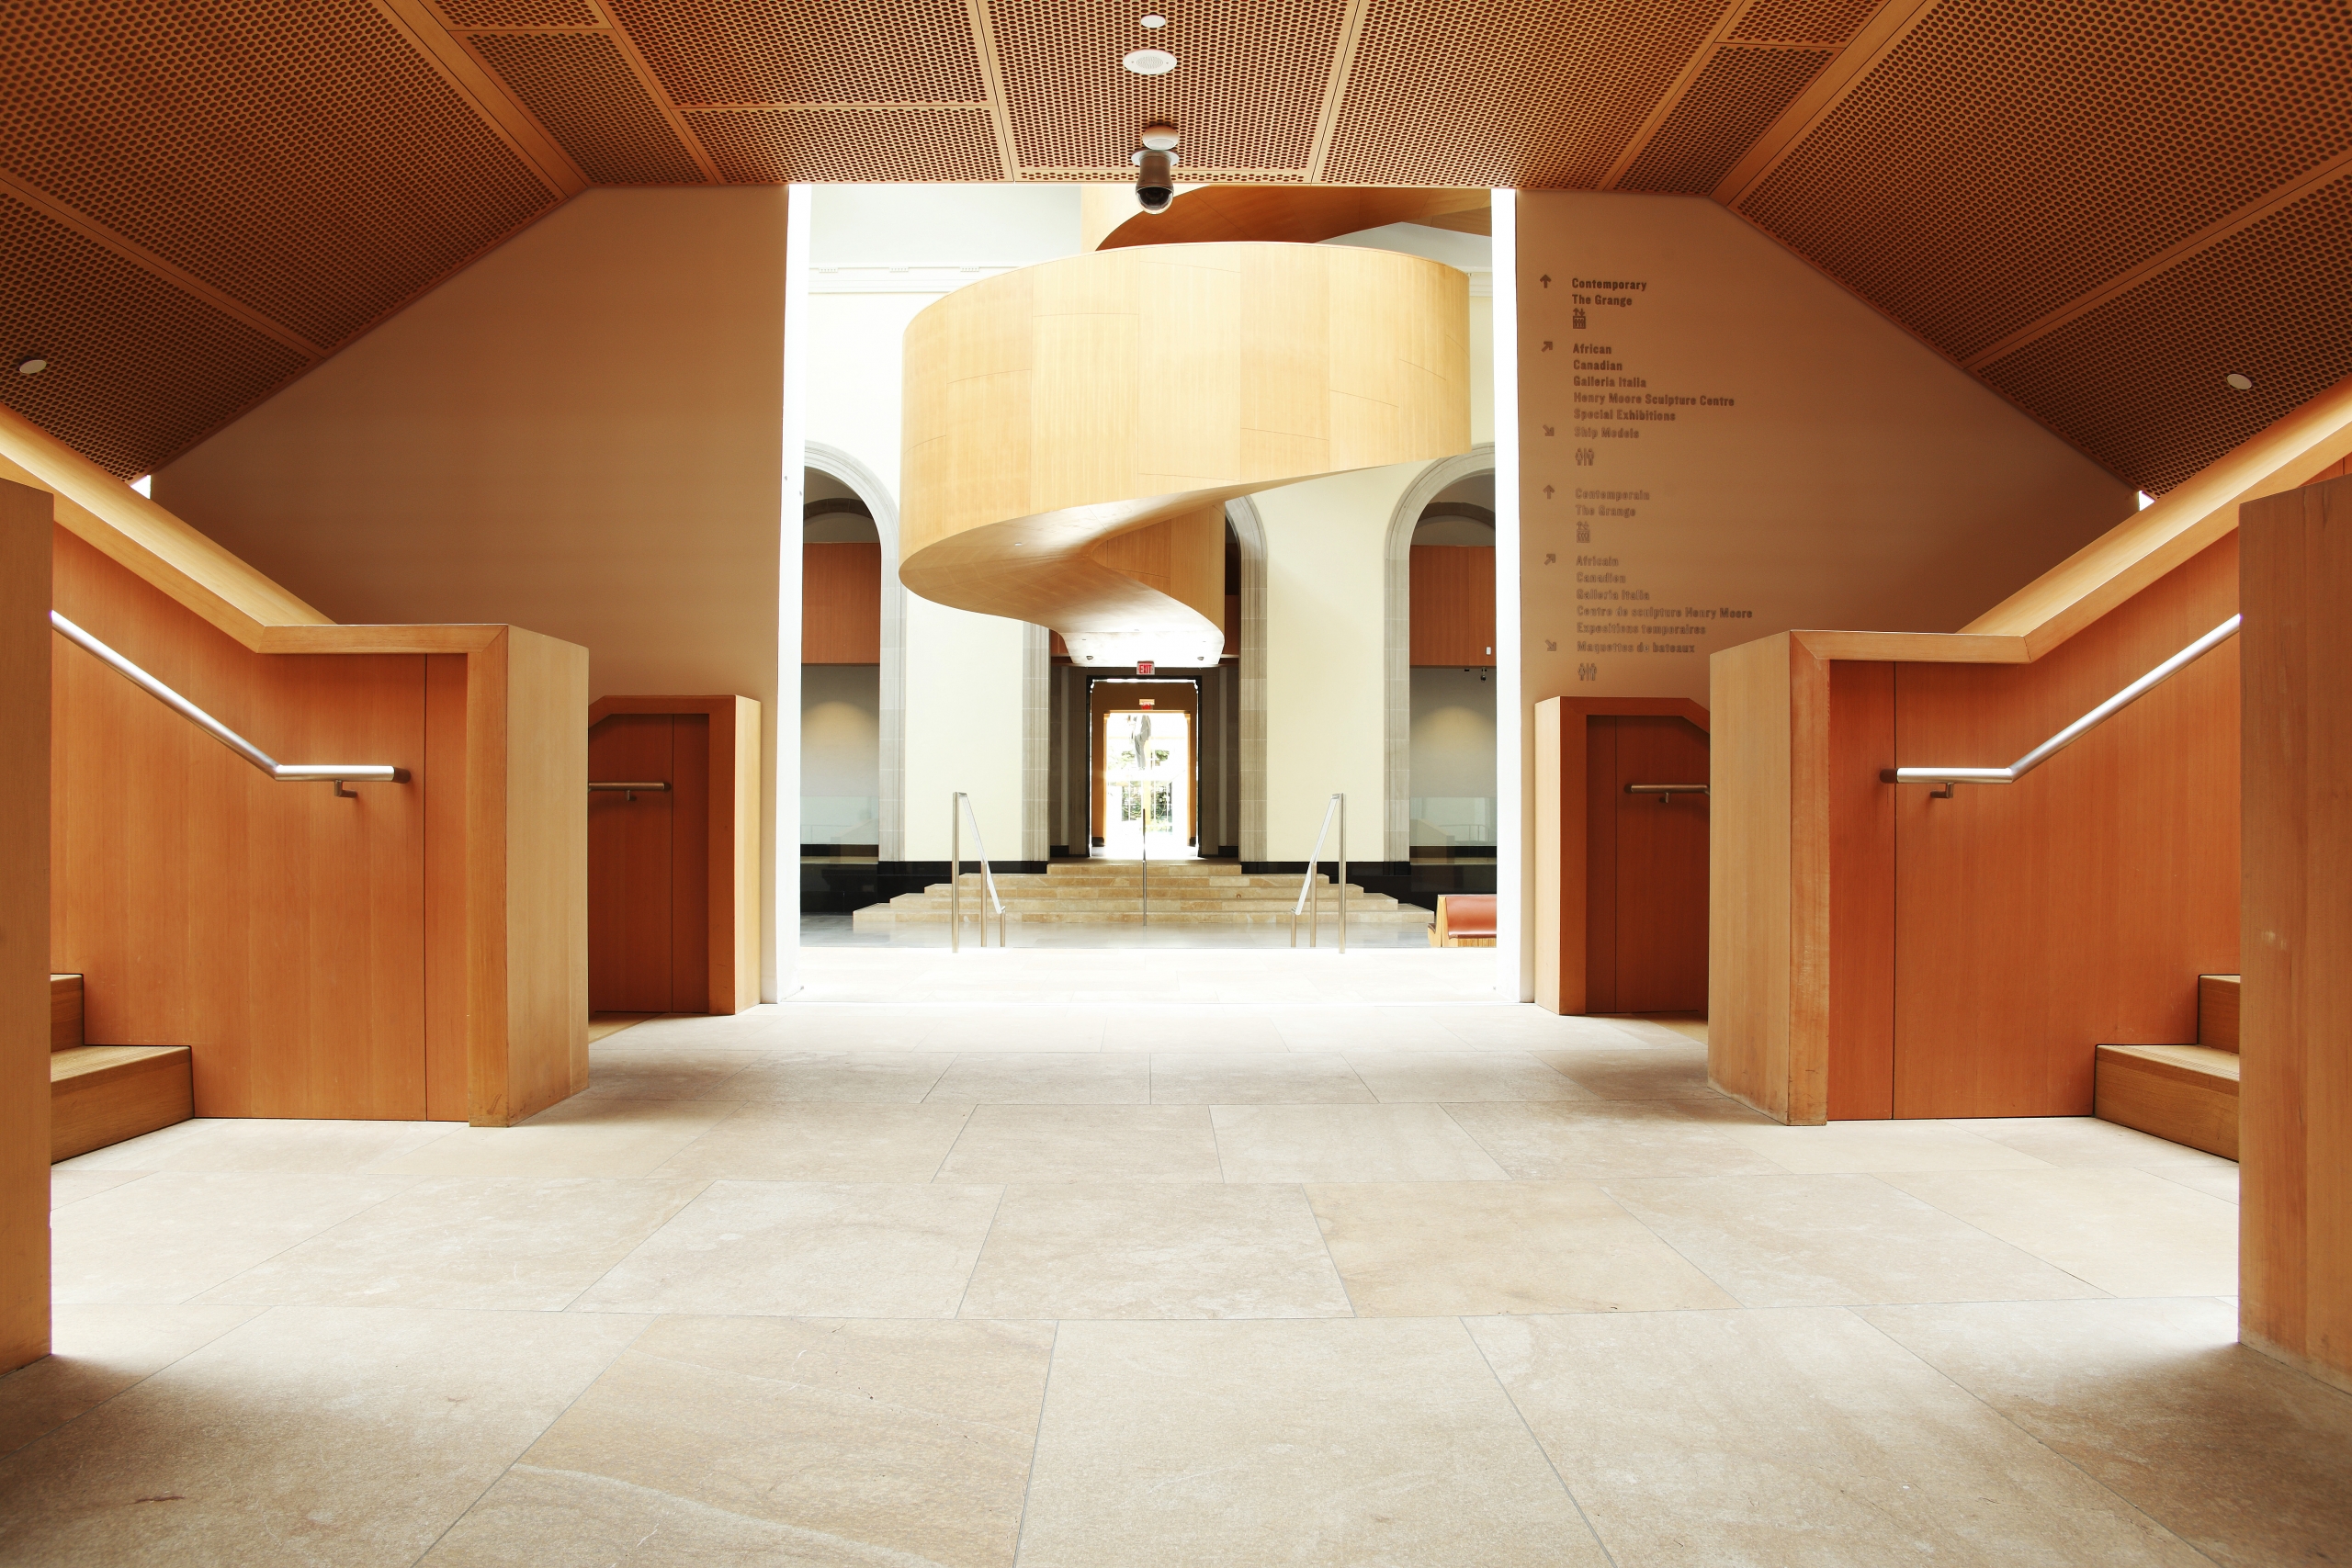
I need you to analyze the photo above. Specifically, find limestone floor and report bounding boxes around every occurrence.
[6,997,2349,1567]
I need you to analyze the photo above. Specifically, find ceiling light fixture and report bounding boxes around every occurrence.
[16,355,47,376]
[2224,372,2255,390]
[1125,46,1177,74]
[1140,13,1167,26]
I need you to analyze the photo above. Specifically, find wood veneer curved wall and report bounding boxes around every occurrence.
[899,242,1471,670]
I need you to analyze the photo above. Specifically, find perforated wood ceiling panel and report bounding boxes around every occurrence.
[1980,173,2352,492]
[0,195,310,476]
[469,31,704,183]
[1,0,558,349]
[1324,0,1729,186]
[1619,47,1833,195]
[1733,0,1883,41]
[608,0,987,107]
[990,0,1348,175]
[1739,0,2352,365]
[435,0,601,24]
[691,107,1004,183]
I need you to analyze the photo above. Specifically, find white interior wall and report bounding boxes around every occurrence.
[801,664,880,843]
[806,185,1085,862]
[1408,667,1498,799]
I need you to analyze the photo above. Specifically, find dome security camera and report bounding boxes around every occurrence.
[1132,125,1179,213]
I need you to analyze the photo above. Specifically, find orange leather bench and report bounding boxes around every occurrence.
[1430,894,1497,947]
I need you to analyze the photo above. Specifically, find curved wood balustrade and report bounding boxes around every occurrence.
[899,242,1472,667]
[1092,187,1490,253]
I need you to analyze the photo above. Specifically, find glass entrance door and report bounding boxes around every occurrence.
[1102,708,1193,859]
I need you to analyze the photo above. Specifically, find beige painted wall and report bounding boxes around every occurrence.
[156,186,792,992]
[1260,461,1424,861]
[1515,191,2132,707]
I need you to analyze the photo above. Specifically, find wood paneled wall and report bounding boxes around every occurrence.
[803,543,881,664]
[2240,473,2352,1394]
[1533,697,1711,1017]
[2,481,51,1375]
[1409,546,1496,667]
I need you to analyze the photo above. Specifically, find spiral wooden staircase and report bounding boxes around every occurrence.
[898,241,1473,668]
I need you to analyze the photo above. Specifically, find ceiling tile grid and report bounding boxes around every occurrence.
[469,30,706,182]
[0,0,558,349]
[0,193,311,476]
[1324,0,1732,186]
[690,107,1005,182]
[1978,170,2352,493]
[1618,45,1835,194]
[608,0,988,107]
[1737,0,2352,364]
[989,0,1350,175]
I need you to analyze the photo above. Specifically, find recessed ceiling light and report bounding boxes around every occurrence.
[1125,47,1177,74]
[1140,13,1168,26]
[2225,371,2254,390]
[15,355,46,376]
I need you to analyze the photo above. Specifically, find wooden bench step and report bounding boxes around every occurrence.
[2095,1043,2238,1160]
[51,973,82,1051]
[2199,973,2240,1052]
[51,1045,193,1162]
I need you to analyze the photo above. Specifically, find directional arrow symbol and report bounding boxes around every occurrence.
[1543,484,1555,500]
[1539,275,1552,288]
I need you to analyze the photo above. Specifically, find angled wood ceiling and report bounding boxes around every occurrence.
[1,0,2345,491]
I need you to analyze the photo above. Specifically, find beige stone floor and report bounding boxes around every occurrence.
[5,998,2349,1567]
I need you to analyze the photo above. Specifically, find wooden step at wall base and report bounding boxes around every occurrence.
[2199,974,2241,1052]
[51,1046,193,1162]
[2096,1043,2238,1160]
[50,974,82,1050]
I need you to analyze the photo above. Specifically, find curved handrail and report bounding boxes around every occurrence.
[1883,615,2240,794]
[949,791,1007,951]
[51,611,406,793]
[1289,794,1347,952]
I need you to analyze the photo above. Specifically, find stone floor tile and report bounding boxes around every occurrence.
[48,1169,144,1210]
[1211,1104,1508,1183]
[2149,1163,2241,1203]
[1147,1051,1374,1104]
[368,1098,739,1179]
[0,1305,645,1568]
[1719,1119,2058,1174]
[938,1106,1223,1183]
[0,1303,262,1458]
[1103,1010,1292,1052]
[1470,1308,2204,1567]
[1883,1168,2238,1296]
[578,1046,759,1100]
[1529,1040,1724,1100]
[53,1117,450,1174]
[1446,1100,1785,1179]
[1860,1297,2352,1568]
[1344,1051,1590,1102]
[418,1316,1053,1568]
[925,1052,1151,1105]
[721,1052,955,1103]
[1016,1318,1608,1567]
[1944,1115,2237,1168]
[572,1180,1001,1317]
[50,1172,418,1304]
[1603,1173,2108,1306]
[653,1103,974,1182]
[960,1183,1351,1319]
[198,1176,708,1311]
[1306,1181,1738,1316]
[915,1009,1110,1053]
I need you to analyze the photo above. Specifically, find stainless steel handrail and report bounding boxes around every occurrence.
[590,781,670,803]
[1882,615,2241,795]
[1626,783,1709,803]
[949,791,1007,951]
[1288,793,1346,952]
[51,610,407,796]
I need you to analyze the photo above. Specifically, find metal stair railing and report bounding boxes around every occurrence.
[949,791,1008,951]
[1289,793,1347,951]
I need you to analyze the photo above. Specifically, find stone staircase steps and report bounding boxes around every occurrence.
[852,861,1430,930]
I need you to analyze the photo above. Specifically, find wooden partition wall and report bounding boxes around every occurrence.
[1533,698,1711,1015]
[1709,377,2352,1123]
[3,482,51,1374]
[3,406,587,1133]
[588,696,761,1014]
[2240,472,2352,1393]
